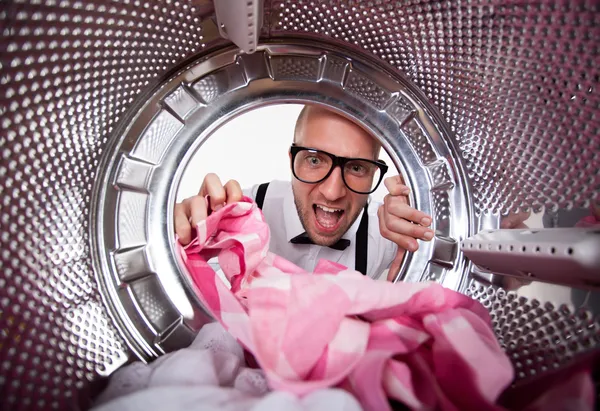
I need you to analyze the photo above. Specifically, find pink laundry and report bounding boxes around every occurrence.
[575,202,600,228]
[178,197,595,411]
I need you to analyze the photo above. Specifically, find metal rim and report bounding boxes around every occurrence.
[92,40,474,361]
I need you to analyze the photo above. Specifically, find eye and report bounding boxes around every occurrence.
[351,164,365,173]
[306,155,321,166]
[347,161,368,176]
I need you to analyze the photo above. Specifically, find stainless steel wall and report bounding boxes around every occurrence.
[1,1,598,410]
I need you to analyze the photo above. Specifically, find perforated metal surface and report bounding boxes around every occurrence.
[1,1,599,410]
[269,0,600,215]
[0,1,223,409]
[467,280,600,381]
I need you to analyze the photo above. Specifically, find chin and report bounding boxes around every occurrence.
[308,226,346,246]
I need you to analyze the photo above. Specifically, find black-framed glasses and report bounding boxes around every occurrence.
[290,144,388,194]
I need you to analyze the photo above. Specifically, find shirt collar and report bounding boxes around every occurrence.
[283,181,368,243]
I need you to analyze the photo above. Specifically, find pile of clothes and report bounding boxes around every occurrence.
[93,198,595,411]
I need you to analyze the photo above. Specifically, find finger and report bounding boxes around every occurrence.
[189,195,208,226]
[200,173,226,211]
[500,211,530,229]
[512,221,529,229]
[383,174,406,187]
[174,201,193,245]
[384,195,432,227]
[378,206,419,252]
[223,179,243,204]
[383,175,410,196]
[382,209,434,241]
[502,276,532,291]
[387,249,406,282]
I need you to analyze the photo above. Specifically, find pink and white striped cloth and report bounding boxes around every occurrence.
[177,197,590,411]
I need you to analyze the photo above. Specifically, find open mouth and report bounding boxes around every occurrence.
[313,204,345,232]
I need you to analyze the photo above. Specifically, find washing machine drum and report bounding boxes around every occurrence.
[1,1,599,409]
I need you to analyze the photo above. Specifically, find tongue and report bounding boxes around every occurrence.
[315,207,341,228]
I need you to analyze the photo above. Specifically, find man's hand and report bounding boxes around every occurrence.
[174,173,242,245]
[377,175,434,281]
[500,211,530,229]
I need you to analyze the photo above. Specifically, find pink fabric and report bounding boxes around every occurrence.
[177,197,590,411]
[575,202,600,227]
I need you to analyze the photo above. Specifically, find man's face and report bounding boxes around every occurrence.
[291,108,377,247]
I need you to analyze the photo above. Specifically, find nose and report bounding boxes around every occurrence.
[318,165,347,201]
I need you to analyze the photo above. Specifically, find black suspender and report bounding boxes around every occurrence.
[255,182,269,210]
[354,205,369,276]
[255,182,369,276]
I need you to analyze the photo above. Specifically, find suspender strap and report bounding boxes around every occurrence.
[355,204,369,276]
[255,182,269,210]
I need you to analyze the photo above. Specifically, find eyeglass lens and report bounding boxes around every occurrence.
[293,149,382,193]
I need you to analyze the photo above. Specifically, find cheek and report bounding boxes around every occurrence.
[292,181,314,205]
[348,193,367,213]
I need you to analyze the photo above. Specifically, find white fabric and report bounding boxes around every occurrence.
[243,179,397,280]
[92,323,361,411]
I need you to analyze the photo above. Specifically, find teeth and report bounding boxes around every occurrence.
[316,205,342,213]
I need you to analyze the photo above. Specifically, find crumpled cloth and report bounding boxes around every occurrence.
[94,197,595,411]
[178,197,517,411]
[93,322,361,411]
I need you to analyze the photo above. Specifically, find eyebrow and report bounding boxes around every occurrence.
[296,145,380,162]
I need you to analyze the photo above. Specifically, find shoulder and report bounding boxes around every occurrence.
[261,179,291,200]
[365,198,397,250]
[366,197,382,220]
[361,198,397,278]
[245,179,291,201]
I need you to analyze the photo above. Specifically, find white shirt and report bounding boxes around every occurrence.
[243,180,397,280]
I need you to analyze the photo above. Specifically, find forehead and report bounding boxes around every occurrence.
[296,108,377,159]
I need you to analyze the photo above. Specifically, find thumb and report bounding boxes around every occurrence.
[387,248,406,281]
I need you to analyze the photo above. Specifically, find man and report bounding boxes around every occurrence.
[175,105,435,281]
